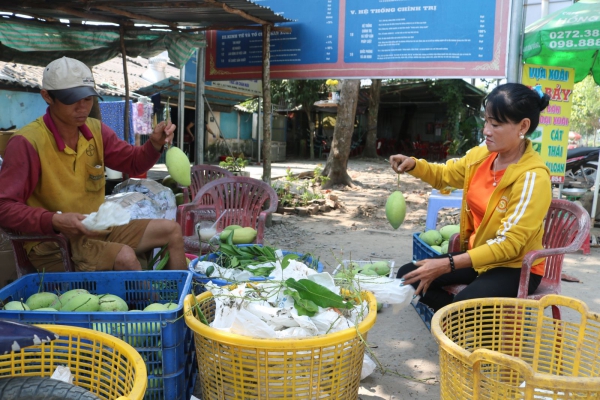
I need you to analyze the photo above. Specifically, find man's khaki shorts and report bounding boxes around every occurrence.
[28,219,151,273]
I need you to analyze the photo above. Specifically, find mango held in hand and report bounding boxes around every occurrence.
[385,191,406,229]
[165,146,191,187]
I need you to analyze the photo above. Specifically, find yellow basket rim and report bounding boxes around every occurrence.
[430,295,600,389]
[183,291,377,348]
[34,324,148,400]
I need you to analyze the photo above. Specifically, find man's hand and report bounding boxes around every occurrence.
[389,154,416,174]
[149,120,176,151]
[52,212,95,237]
[402,258,451,296]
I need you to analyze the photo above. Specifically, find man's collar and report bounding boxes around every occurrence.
[43,107,94,152]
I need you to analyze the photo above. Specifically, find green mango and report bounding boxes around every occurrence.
[385,191,406,229]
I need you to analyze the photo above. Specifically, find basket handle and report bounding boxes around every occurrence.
[469,348,535,397]
[538,294,589,316]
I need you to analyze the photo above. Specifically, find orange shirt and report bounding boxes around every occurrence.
[466,153,545,275]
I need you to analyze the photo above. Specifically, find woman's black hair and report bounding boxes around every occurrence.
[482,83,551,134]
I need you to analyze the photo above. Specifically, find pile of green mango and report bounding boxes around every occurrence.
[1,289,177,313]
[419,224,460,254]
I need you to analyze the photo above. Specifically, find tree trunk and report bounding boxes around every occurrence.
[363,79,381,158]
[322,79,360,189]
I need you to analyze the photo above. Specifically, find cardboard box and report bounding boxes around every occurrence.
[0,131,15,158]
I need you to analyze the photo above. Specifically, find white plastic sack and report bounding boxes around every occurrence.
[361,354,376,380]
[355,276,415,309]
[51,365,74,384]
[230,308,277,338]
[112,178,176,220]
[81,202,130,231]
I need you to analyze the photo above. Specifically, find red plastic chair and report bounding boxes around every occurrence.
[176,165,233,236]
[177,176,278,254]
[0,227,74,278]
[181,165,233,204]
[443,199,590,320]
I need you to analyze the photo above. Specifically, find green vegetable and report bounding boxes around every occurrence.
[98,294,129,312]
[61,293,100,312]
[386,190,406,229]
[165,146,191,186]
[440,224,460,241]
[420,230,443,246]
[3,300,30,311]
[25,292,59,310]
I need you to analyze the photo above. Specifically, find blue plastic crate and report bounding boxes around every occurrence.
[0,271,195,400]
[411,300,434,331]
[188,245,324,291]
[412,232,442,261]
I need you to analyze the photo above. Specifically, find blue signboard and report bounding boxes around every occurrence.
[206,0,510,80]
[344,0,496,63]
[215,0,339,67]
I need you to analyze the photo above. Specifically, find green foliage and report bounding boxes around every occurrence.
[448,114,483,156]
[219,156,248,172]
[271,79,327,110]
[432,79,465,139]
[571,75,600,142]
[272,166,327,207]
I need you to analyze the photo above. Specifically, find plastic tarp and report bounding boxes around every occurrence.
[0,19,205,68]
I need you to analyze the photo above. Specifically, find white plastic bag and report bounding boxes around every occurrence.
[355,276,415,308]
[81,202,130,231]
[361,354,376,380]
[51,365,74,384]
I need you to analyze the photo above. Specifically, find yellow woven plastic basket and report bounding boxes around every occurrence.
[431,295,600,399]
[184,291,377,400]
[0,324,147,400]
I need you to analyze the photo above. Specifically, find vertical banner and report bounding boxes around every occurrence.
[522,64,575,184]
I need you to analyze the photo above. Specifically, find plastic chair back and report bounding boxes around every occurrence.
[188,165,233,201]
[178,176,278,252]
[443,199,590,319]
[0,227,74,277]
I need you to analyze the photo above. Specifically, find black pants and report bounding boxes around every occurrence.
[396,253,543,312]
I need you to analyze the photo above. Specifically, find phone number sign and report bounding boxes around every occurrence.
[205,0,511,80]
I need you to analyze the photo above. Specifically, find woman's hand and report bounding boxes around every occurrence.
[389,154,416,174]
[149,120,176,151]
[402,258,451,296]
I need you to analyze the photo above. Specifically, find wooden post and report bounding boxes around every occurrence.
[261,24,272,185]
[119,26,130,144]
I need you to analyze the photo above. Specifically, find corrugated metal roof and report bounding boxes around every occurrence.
[0,1,290,30]
[0,55,180,98]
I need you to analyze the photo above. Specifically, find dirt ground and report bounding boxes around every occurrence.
[253,158,600,400]
[151,158,600,400]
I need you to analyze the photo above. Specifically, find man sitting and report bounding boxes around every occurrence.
[0,57,186,272]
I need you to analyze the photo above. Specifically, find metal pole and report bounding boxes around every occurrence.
[257,97,262,165]
[590,151,600,224]
[195,47,206,165]
[178,65,186,151]
[541,0,549,18]
[507,0,525,83]
[261,24,272,184]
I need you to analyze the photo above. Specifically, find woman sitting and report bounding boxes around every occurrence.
[390,83,551,312]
